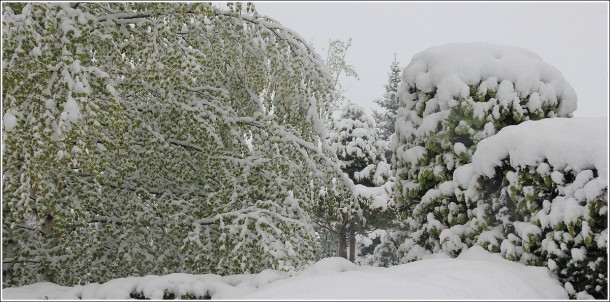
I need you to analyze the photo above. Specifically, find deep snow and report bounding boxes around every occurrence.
[2,246,568,300]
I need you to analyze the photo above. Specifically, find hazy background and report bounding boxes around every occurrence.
[254,1,609,118]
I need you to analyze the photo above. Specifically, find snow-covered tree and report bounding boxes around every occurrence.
[317,103,395,261]
[436,118,607,299]
[393,42,577,262]
[2,2,348,286]
[311,38,363,260]
[372,232,399,267]
[353,230,382,265]
[392,43,607,298]
[332,103,386,187]
[372,57,401,145]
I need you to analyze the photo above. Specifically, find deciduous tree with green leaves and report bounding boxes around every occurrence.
[2,1,348,286]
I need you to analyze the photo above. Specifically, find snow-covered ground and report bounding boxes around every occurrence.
[2,246,568,300]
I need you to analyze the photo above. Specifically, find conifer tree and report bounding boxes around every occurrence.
[325,103,394,261]
[393,43,577,262]
[373,56,401,163]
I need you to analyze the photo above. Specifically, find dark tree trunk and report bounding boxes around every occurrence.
[338,224,347,259]
[348,222,356,262]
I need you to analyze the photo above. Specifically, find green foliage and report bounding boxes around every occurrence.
[372,232,399,267]
[2,2,342,287]
[325,39,359,90]
[391,45,601,296]
[394,76,572,258]
[373,58,401,143]
[321,38,360,116]
[314,103,396,259]
[474,164,608,299]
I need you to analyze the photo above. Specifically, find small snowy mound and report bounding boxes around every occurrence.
[298,257,361,277]
[402,42,577,116]
[242,246,567,300]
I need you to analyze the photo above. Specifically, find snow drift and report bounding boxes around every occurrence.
[2,246,567,300]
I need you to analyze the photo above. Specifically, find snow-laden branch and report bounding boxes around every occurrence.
[194,204,308,229]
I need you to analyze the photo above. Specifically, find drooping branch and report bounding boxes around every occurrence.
[89,3,325,71]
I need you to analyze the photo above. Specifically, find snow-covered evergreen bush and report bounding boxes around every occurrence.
[331,103,388,187]
[372,232,399,267]
[393,42,577,258]
[445,118,607,299]
[393,43,607,297]
[2,2,344,286]
[398,116,607,298]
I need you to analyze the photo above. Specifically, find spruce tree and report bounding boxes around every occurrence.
[372,232,399,267]
[373,57,401,163]
[325,103,395,261]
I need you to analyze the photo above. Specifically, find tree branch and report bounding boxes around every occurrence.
[167,139,203,152]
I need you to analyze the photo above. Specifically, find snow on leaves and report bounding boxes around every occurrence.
[2,2,343,286]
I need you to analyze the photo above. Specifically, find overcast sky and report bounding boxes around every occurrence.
[254,1,609,118]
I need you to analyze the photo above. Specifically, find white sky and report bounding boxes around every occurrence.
[254,1,609,118]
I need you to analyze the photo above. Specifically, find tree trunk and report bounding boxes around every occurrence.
[338,225,347,259]
[348,223,356,262]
